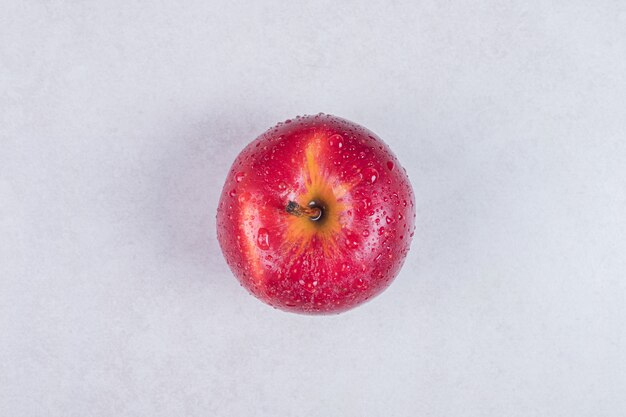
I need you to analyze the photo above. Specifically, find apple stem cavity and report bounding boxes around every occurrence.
[286,201,322,221]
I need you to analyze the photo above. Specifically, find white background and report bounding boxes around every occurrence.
[2,1,626,416]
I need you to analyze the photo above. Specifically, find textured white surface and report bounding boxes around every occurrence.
[2,1,626,416]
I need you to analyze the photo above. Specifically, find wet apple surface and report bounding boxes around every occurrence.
[217,114,415,314]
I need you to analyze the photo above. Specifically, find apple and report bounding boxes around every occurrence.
[217,114,415,314]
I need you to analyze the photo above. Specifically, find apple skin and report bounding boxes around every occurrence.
[217,114,415,314]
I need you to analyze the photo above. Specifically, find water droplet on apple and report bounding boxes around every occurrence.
[378,227,385,235]
[385,216,393,224]
[256,228,270,250]
[362,230,370,237]
[237,192,249,203]
[363,167,378,184]
[229,189,237,197]
[386,160,394,171]
[299,278,318,293]
[329,134,343,149]
[346,238,359,249]
[353,278,368,290]
[277,181,287,190]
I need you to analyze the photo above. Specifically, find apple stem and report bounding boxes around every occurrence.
[286,201,322,221]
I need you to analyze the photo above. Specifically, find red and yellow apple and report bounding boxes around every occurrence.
[217,114,415,314]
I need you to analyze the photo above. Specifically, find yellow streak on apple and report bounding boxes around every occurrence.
[285,136,351,258]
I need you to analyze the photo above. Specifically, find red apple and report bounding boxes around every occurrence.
[217,114,415,314]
